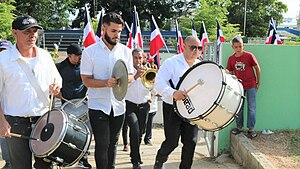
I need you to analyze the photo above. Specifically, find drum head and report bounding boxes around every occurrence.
[61,98,88,119]
[175,61,223,119]
[30,110,68,157]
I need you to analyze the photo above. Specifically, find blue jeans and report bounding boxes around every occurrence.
[0,138,10,163]
[236,87,256,129]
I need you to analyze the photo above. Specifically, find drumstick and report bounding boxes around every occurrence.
[47,78,56,125]
[186,79,204,93]
[74,95,88,107]
[61,96,77,106]
[10,133,40,141]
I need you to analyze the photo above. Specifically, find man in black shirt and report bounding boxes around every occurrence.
[56,43,91,168]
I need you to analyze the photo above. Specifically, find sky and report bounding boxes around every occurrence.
[278,0,300,18]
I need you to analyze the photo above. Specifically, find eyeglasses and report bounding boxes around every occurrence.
[189,45,202,51]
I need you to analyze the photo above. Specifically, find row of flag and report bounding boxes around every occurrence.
[83,5,282,65]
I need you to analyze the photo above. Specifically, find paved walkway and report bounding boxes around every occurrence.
[0,128,242,169]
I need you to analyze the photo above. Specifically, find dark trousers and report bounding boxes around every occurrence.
[5,115,52,169]
[125,101,150,164]
[89,109,124,169]
[144,111,157,143]
[155,102,198,169]
[122,116,129,146]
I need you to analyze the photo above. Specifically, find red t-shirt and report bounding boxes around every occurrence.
[226,51,258,89]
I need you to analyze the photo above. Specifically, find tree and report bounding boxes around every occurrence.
[13,0,78,30]
[71,0,199,29]
[0,1,15,41]
[227,0,287,37]
[179,0,241,41]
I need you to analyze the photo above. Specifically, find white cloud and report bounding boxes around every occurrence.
[278,0,300,18]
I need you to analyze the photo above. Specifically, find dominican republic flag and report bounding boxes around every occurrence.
[191,18,197,37]
[83,5,97,48]
[176,19,184,54]
[125,21,133,49]
[265,18,282,45]
[216,19,225,45]
[95,8,105,41]
[150,16,166,67]
[131,6,143,49]
[199,21,209,53]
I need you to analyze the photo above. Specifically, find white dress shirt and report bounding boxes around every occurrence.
[80,39,134,116]
[154,53,200,104]
[0,45,62,117]
[125,69,151,104]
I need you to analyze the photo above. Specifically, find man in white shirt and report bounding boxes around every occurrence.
[153,36,202,169]
[125,48,151,169]
[80,12,134,169]
[0,15,62,169]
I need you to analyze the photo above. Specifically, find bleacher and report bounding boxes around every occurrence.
[38,29,177,53]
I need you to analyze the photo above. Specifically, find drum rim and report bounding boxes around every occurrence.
[29,109,68,157]
[174,61,221,120]
[61,98,87,119]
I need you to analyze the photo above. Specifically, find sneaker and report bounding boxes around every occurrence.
[2,163,11,169]
[123,144,129,152]
[247,130,257,139]
[78,159,92,169]
[231,128,243,135]
[132,162,141,169]
[154,160,164,169]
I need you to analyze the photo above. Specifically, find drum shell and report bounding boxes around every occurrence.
[30,110,91,167]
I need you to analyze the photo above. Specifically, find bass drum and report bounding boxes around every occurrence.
[174,61,244,131]
[30,110,91,167]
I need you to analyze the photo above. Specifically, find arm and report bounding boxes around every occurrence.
[0,103,11,138]
[81,74,118,88]
[254,65,261,89]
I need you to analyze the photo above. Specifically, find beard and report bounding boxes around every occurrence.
[104,33,118,46]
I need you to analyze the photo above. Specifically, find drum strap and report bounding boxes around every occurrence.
[169,79,175,89]
[17,59,49,108]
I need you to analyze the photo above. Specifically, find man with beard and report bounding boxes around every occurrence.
[80,12,134,169]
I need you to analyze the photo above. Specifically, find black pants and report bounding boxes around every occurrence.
[5,115,52,169]
[144,111,157,143]
[155,102,199,169]
[89,109,124,169]
[125,100,150,164]
[122,116,129,146]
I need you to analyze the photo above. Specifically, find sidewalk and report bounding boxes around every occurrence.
[0,127,242,169]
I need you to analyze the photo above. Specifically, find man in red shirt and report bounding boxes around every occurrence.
[226,36,261,139]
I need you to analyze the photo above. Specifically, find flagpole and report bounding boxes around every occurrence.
[243,0,247,36]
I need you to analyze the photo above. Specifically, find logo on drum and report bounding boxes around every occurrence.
[182,96,195,114]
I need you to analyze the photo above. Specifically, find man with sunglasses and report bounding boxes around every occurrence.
[153,36,202,169]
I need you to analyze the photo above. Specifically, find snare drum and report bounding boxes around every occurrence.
[174,61,244,131]
[29,110,91,167]
[61,98,88,122]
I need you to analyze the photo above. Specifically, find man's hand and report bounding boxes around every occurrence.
[173,90,188,101]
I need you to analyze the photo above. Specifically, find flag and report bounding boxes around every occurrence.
[150,15,166,67]
[83,5,97,48]
[199,21,209,52]
[216,19,225,45]
[131,6,143,49]
[125,21,133,49]
[191,19,197,37]
[175,19,184,54]
[265,18,282,45]
[95,8,105,40]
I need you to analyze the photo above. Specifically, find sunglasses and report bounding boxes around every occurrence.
[189,45,202,51]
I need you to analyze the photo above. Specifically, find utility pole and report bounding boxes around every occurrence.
[243,0,247,36]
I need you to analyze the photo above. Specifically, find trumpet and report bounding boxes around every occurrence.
[138,64,157,91]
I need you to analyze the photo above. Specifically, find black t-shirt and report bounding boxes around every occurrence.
[56,58,87,102]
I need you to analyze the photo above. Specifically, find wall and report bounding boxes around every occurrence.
[218,43,300,151]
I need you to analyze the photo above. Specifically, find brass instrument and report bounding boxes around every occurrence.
[140,64,157,91]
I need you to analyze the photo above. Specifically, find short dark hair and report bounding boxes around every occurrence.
[231,36,243,45]
[103,12,124,27]
[132,48,143,55]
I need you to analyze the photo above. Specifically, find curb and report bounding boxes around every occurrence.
[231,133,277,169]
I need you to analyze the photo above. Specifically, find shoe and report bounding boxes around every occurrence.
[247,130,257,139]
[231,128,243,135]
[132,162,141,169]
[145,141,153,146]
[78,159,92,169]
[2,163,11,169]
[123,144,129,152]
[154,160,164,169]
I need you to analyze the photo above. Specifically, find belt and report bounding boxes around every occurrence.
[5,115,40,123]
[126,100,148,107]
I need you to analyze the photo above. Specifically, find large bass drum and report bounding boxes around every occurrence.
[174,61,244,131]
[29,110,91,167]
